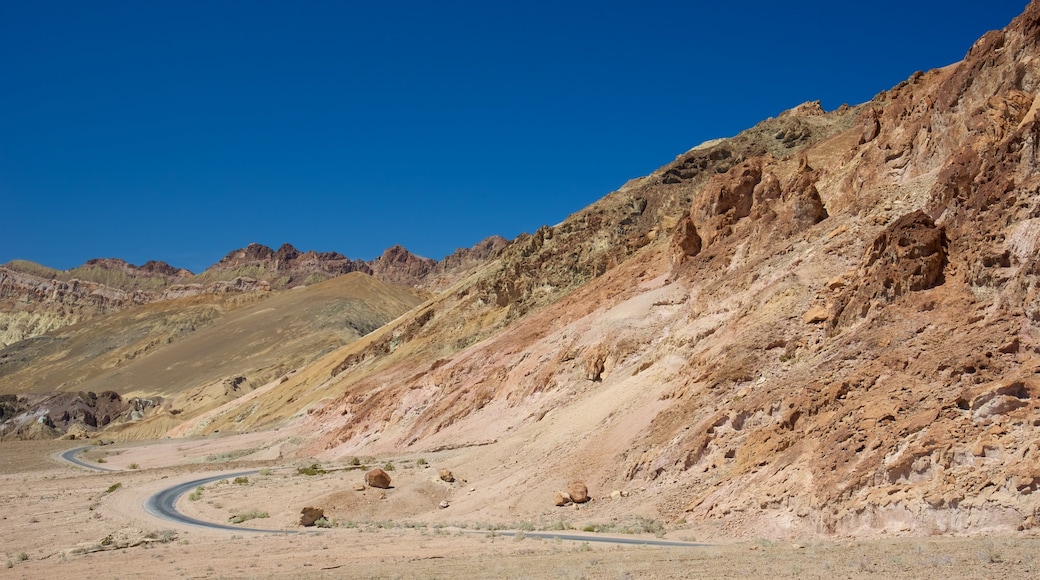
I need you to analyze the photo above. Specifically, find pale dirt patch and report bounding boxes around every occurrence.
[1,439,1038,578]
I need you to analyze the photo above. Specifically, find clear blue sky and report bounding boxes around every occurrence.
[0,1,1029,273]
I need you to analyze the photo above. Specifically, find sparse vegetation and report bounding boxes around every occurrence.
[232,476,249,485]
[104,482,122,494]
[258,468,272,476]
[188,486,203,501]
[350,457,361,466]
[128,462,139,469]
[383,462,395,472]
[18,552,29,562]
[229,510,269,524]
[416,458,427,466]
[297,463,327,476]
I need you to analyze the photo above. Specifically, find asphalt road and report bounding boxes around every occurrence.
[143,470,295,534]
[57,451,704,547]
[59,446,117,472]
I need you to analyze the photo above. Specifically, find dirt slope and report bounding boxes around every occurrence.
[0,273,422,439]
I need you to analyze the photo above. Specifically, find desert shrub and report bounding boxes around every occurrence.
[416,458,427,465]
[233,476,249,485]
[229,510,269,524]
[188,486,203,501]
[383,462,395,472]
[350,457,361,466]
[128,463,139,470]
[104,483,122,494]
[297,463,327,476]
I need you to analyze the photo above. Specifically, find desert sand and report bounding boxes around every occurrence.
[1,436,1037,579]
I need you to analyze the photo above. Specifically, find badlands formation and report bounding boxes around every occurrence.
[4,4,1040,573]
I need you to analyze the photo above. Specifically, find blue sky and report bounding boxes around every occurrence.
[0,1,1029,273]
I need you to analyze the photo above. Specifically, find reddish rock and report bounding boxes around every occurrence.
[568,481,589,504]
[365,468,392,489]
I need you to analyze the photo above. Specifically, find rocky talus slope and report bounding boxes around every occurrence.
[164,3,1040,537]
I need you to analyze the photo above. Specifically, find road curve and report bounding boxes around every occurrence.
[59,446,117,472]
[143,470,296,534]
[57,445,703,545]
[143,471,703,545]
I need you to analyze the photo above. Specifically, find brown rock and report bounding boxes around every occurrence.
[568,481,590,504]
[802,306,830,324]
[365,468,392,489]
[299,507,324,527]
[554,491,572,507]
[438,469,455,483]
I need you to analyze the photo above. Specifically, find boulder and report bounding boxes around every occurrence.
[365,468,392,489]
[438,469,455,483]
[299,507,324,527]
[554,491,572,507]
[568,481,590,504]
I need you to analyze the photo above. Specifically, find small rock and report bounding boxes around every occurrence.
[438,500,449,509]
[439,469,455,483]
[353,484,366,492]
[610,490,622,500]
[554,491,572,507]
[802,306,829,324]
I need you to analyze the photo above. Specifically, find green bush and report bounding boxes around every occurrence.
[233,476,249,485]
[229,510,269,524]
[297,463,327,476]
[104,483,122,494]
[188,486,203,501]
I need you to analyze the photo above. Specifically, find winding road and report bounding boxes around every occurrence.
[59,446,116,472]
[142,470,295,534]
[60,448,704,546]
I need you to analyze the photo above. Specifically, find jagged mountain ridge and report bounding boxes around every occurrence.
[160,3,1040,538]
[0,238,506,347]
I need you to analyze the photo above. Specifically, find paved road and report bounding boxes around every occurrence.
[59,446,117,472]
[57,452,704,547]
[143,470,295,534]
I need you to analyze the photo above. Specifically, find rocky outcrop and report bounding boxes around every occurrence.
[833,211,948,327]
[368,246,437,288]
[0,390,162,440]
[198,243,372,289]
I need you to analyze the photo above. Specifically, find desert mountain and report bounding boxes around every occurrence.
[0,272,423,439]
[4,2,1040,541]
[0,239,504,347]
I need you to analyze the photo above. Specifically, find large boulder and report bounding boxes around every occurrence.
[365,468,392,489]
[299,507,324,527]
[568,481,590,504]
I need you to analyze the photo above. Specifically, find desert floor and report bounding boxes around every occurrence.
[1,435,1038,579]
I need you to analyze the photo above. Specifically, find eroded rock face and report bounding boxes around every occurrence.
[833,211,948,327]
